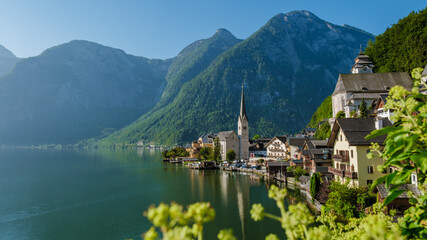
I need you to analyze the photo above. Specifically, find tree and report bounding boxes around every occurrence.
[226,149,236,162]
[314,122,331,140]
[310,173,321,201]
[324,180,376,219]
[252,134,260,140]
[293,166,308,179]
[359,99,367,118]
[162,150,169,159]
[211,137,221,162]
[199,147,212,160]
[335,110,345,119]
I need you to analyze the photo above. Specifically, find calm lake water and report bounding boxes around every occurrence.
[0,149,300,240]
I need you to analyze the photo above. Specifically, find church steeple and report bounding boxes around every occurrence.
[240,85,248,121]
[351,45,375,73]
[238,85,249,160]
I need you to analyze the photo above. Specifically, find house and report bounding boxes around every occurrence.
[327,118,392,187]
[373,94,392,121]
[302,128,316,138]
[376,184,421,215]
[301,139,333,175]
[189,132,218,158]
[249,137,270,157]
[287,137,309,160]
[331,51,412,119]
[265,136,287,160]
[198,132,217,148]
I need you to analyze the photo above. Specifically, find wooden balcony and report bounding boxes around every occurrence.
[332,154,349,163]
[328,167,357,179]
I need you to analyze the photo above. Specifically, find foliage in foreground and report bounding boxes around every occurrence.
[250,185,403,240]
[366,68,427,238]
[324,180,376,219]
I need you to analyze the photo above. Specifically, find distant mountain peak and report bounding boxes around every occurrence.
[0,44,16,58]
[285,10,319,18]
[214,28,237,40]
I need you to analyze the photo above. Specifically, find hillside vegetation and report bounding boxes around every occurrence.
[365,7,427,73]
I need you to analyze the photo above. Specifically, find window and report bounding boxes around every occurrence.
[340,135,342,142]
[350,150,353,158]
[366,150,371,154]
[367,166,374,174]
[382,168,387,174]
[367,180,373,185]
[336,149,338,155]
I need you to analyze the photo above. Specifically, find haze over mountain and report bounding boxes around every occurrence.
[0,40,170,145]
[0,44,20,77]
[101,10,375,146]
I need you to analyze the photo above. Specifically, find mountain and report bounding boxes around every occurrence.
[100,10,375,146]
[365,7,427,73]
[152,28,241,110]
[0,40,170,145]
[0,44,20,77]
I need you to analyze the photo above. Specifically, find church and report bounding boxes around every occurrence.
[330,49,413,120]
[216,87,250,161]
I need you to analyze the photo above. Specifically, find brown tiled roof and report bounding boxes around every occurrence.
[333,72,412,95]
[328,118,393,146]
[265,136,287,147]
[217,131,235,141]
[377,184,422,199]
[288,137,309,147]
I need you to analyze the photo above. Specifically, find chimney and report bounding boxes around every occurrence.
[375,117,383,130]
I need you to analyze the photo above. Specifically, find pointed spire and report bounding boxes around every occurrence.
[240,85,247,120]
[359,44,362,53]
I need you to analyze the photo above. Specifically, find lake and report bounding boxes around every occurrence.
[0,149,300,239]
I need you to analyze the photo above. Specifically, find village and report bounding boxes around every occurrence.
[163,50,427,214]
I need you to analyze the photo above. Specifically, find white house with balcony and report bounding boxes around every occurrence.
[265,136,287,160]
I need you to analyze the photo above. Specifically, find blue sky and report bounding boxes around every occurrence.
[0,0,425,59]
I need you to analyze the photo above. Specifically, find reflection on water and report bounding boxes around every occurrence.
[0,149,300,240]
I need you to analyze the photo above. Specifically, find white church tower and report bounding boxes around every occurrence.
[238,86,249,160]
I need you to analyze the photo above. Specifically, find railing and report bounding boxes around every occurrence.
[268,149,285,152]
[332,154,349,162]
[328,167,357,179]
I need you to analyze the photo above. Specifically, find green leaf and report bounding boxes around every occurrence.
[365,126,395,140]
[385,171,398,189]
[382,189,406,206]
[370,175,388,191]
[410,151,427,173]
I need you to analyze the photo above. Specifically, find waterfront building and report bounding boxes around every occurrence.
[287,137,309,160]
[327,118,392,187]
[249,137,270,158]
[265,136,287,160]
[301,139,332,176]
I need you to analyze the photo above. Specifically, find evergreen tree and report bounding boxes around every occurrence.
[359,99,367,118]
[310,172,321,201]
